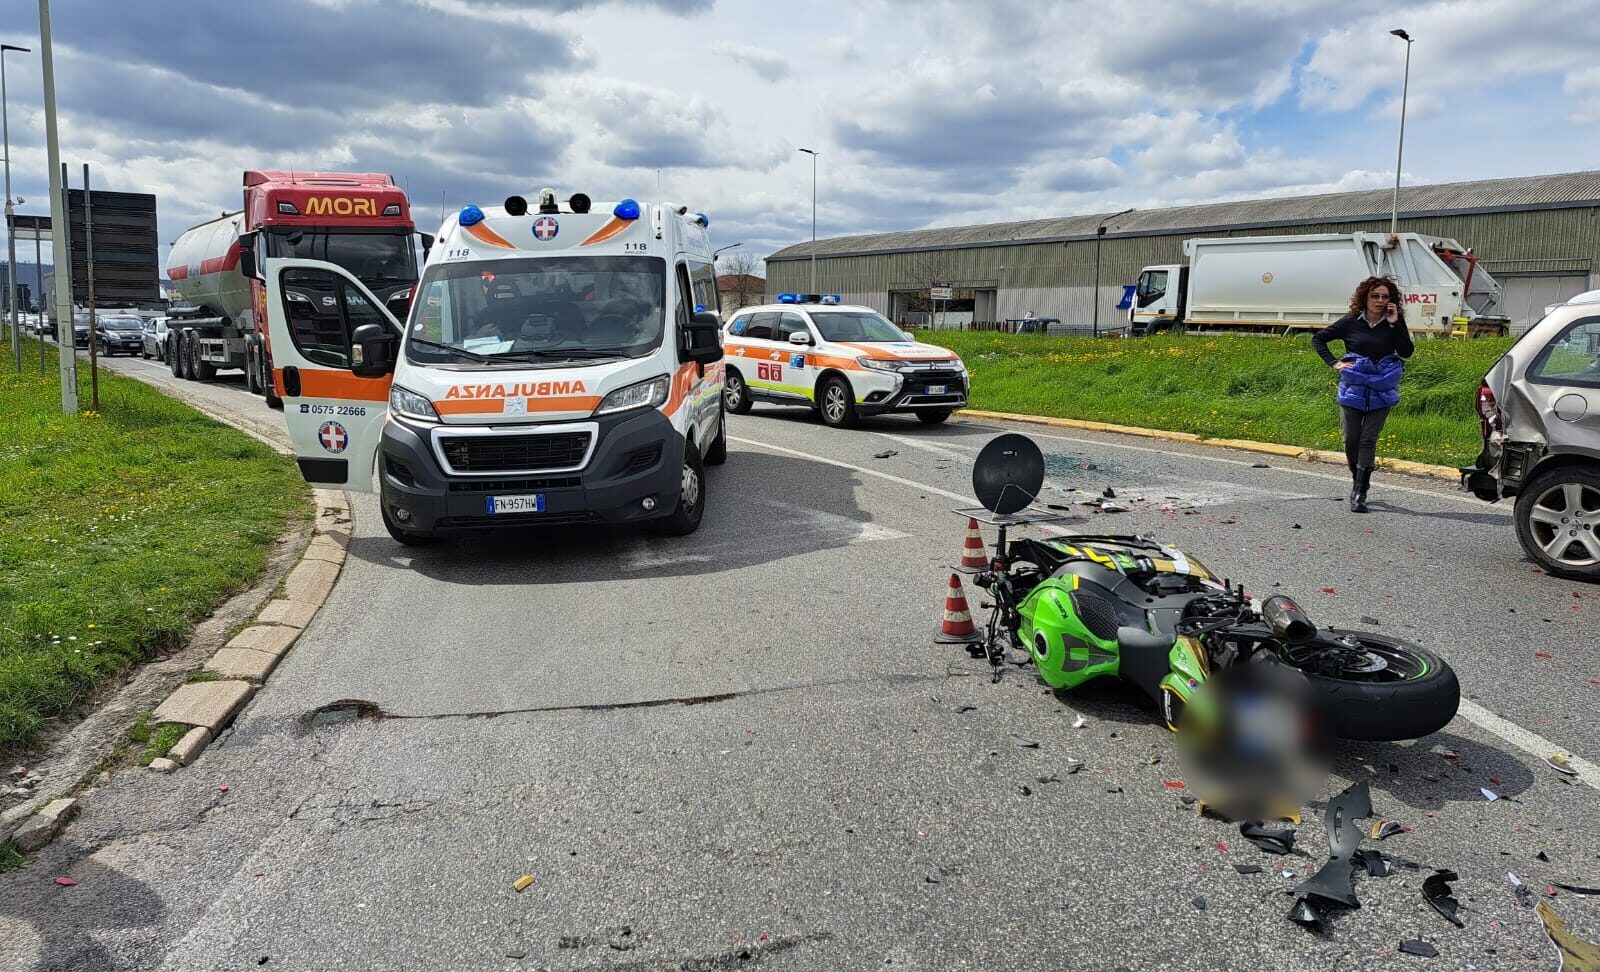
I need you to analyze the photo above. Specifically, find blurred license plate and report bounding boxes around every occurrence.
[486,494,544,514]
[926,384,947,394]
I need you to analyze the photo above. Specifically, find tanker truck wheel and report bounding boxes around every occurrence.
[194,337,216,381]
[168,334,182,376]
[245,341,262,395]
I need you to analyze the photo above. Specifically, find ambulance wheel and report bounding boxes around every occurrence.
[917,409,953,425]
[705,408,728,466]
[819,375,858,428]
[653,440,705,536]
[723,368,753,414]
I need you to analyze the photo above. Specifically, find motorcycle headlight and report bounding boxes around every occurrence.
[388,384,441,424]
[594,375,670,416]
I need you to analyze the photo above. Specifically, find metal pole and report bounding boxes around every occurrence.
[35,228,43,372]
[1092,231,1102,338]
[2,44,24,369]
[84,163,98,411]
[40,0,76,412]
[798,148,818,293]
[1390,29,1412,237]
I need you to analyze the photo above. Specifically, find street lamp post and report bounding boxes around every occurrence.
[1389,28,1413,238]
[798,148,818,293]
[39,0,77,412]
[712,242,743,261]
[3,42,31,370]
[1091,207,1134,338]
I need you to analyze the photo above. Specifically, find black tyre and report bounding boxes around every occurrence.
[1514,465,1600,583]
[245,341,262,395]
[704,407,728,466]
[917,409,953,425]
[181,333,197,379]
[723,368,753,414]
[1266,630,1459,741]
[261,344,283,409]
[651,439,705,536]
[168,335,182,376]
[141,345,151,360]
[819,375,858,428]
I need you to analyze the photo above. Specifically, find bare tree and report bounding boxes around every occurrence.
[719,251,765,312]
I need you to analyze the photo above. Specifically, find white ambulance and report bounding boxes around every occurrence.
[250,189,727,543]
[721,295,969,427]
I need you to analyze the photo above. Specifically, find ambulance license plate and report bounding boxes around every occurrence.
[926,384,947,395]
[486,494,545,515]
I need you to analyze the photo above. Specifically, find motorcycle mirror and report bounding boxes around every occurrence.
[972,434,1045,516]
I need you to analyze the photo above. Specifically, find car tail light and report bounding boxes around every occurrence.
[1476,383,1501,438]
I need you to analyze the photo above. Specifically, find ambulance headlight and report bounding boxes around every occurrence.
[860,358,912,373]
[389,384,441,424]
[594,375,670,416]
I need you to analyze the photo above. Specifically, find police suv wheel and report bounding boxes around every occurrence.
[819,376,858,428]
[723,369,752,414]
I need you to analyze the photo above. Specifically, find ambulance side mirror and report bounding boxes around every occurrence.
[682,312,723,365]
[351,322,397,377]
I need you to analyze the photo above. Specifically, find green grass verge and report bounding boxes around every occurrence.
[913,331,1513,468]
[0,842,25,873]
[126,711,189,765]
[0,337,308,756]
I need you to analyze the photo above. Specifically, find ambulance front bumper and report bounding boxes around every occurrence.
[377,409,685,533]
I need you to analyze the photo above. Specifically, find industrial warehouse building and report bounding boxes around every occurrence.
[764,169,1600,332]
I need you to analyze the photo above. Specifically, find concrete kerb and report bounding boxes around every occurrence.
[957,409,1461,482]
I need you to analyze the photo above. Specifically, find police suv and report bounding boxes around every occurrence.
[722,295,969,427]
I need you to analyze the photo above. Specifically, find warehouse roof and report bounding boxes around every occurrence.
[767,169,1600,262]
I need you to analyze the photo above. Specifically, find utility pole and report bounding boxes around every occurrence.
[40,0,77,412]
[3,42,31,370]
[84,163,98,411]
[1092,207,1134,337]
[798,148,818,293]
[1389,28,1413,237]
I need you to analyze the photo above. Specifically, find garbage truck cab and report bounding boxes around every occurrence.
[256,189,727,543]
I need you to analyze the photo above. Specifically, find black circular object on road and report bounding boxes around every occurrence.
[973,434,1044,515]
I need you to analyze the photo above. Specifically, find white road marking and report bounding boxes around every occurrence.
[730,430,1598,796]
[616,496,908,571]
[951,420,1497,508]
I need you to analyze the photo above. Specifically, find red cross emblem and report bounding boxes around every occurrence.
[533,216,559,241]
[317,421,348,454]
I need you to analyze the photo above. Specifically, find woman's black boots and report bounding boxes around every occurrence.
[1351,467,1372,513]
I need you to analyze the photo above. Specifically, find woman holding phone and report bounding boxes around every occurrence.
[1311,277,1415,513]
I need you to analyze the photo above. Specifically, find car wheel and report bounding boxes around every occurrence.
[819,375,858,428]
[723,368,753,414]
[651,440,706,536]
[917,409,953,425]
[1514,466,1600,582]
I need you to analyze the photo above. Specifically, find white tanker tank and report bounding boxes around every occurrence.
[166,212,253,326]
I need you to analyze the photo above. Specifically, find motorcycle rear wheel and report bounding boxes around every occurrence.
[1265,629,1459,741]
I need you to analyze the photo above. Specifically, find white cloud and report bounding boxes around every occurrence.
[711,42,790,82]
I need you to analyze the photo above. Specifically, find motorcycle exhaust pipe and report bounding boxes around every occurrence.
[1261,595,1316,644]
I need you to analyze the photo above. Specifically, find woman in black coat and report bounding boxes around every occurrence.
[1311,276,1415,513]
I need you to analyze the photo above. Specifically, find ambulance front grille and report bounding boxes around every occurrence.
[439,432,591,473]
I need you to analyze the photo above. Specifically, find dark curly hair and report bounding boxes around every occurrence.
[1349,276,1404,317]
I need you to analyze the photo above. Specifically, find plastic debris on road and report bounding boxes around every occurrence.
[1423,869,1465,928]
[53,876,77,887]
[1536,900,1600,971]
[1398,940,1439,958]
[513,875,535,892]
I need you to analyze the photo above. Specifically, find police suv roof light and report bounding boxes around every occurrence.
[613,199,641,220]
[694,213,710,228]
[821,295,841,305]
[569,193,592,214]
[459,205,485,226]
[538,188,560,214]
[504,195,529,217]
[777,293,799,304]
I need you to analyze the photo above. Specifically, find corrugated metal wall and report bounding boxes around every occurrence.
[766,206,1600,328]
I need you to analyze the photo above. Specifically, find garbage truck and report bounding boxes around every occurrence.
[164,170,427,406]
[1128,232,1509,336]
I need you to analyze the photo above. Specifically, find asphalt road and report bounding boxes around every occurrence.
[3,353,1596,972]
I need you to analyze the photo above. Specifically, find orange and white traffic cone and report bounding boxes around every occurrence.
[934,572,980,644]
[957,518,988,572]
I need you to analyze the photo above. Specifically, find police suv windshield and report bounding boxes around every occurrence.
[404,256,666,365]
[808,310,910,343]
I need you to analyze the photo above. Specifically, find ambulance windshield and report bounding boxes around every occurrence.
[808,311,910,343]
[404,256,666,365]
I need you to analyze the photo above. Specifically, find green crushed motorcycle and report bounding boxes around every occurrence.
[950,435,1460,741]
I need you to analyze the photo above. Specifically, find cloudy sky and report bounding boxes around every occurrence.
[2,0,1599,273]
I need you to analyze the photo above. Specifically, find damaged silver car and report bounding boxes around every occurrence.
[1462,296,1600,581]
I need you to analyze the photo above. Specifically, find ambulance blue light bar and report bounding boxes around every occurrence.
[459,205,485,226]
[776,293,841,304]
[614,198,641,220]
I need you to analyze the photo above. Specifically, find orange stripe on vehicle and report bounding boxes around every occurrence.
[661,362,701,418]
[580,216,632,247]
[465,222,516,249]
[434,396,603,416]
[275,368,392,402]
[724,340,863,371]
